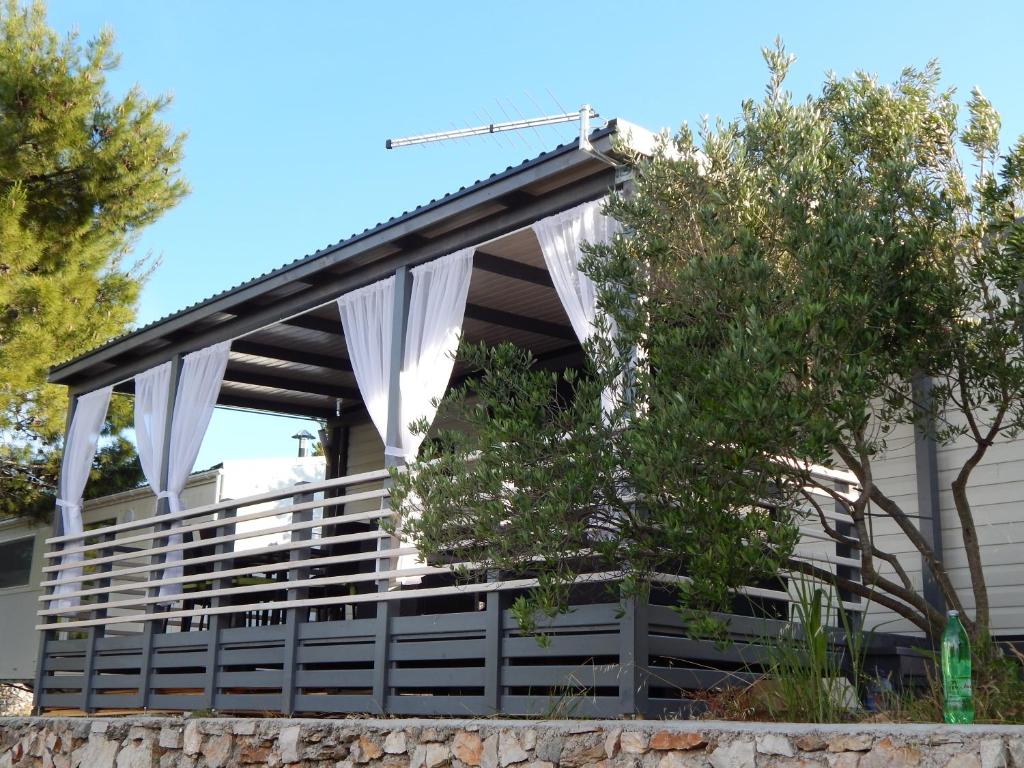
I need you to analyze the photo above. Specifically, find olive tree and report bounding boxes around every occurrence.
[396,44,1024,647]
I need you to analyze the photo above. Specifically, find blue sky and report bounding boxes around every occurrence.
[45,1,1024,470]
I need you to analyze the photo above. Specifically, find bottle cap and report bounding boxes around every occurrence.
[948,610,959,617]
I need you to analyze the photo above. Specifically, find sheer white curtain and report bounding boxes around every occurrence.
[400,247,474,461]
[135,362,172,498]
[337,278,396,454]
[159,341,231,598]
[395,248,474,579]
[335,251,475,581]
[52,386,113,610]
[134,342,231,601]
[532,198,622,414]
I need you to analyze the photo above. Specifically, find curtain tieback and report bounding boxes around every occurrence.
[54,498,84,543]
[156,490,183,514]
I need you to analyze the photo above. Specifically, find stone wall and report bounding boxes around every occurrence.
[2,717,1024,768]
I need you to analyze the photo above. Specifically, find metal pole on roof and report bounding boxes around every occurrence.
[385,106,597,149]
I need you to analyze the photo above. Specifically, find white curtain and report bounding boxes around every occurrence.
[52,386,113,611]
[335,250,474,582]
[395,248,474,579]
[337,278,396,454]
[160,341,231,598]
[532,198,622,414]
[400,247,474,461]
[134,342,231,601]
[135,362,172,500]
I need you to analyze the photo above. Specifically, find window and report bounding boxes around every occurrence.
[0,537,34,588]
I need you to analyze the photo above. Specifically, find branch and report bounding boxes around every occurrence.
[786,558,936,637]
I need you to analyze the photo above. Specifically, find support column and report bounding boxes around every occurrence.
[33,393,79,714]
[913,373,945,614]
[372,266,412,714]
[138,353,183,710]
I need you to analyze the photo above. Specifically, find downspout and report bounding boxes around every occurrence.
[912,372,946,615]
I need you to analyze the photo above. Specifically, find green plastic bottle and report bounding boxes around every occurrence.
[941,610,974,724]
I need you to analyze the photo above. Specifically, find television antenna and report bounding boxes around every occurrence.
[386,104,599,150]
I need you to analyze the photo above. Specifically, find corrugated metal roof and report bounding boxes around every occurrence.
[50,125,617,376]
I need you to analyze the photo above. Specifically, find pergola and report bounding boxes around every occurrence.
[48,123,650,432]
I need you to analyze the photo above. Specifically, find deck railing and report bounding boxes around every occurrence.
[34,462,867,716]
[37,463,863,633]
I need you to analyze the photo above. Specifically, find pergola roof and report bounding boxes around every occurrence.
[49,119,654,420]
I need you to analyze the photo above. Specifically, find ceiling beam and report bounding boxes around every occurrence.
[217,393,335,420]
[223,368,359,400]
[232,339,352,372]
[474,251,554,288]
[280,314,341,335]
[464,303,575,341]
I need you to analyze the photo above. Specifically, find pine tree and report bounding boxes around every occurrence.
[0,0,187,517]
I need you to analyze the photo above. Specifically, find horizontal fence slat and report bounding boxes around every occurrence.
[502,664,619,687]
[390,667,485,688]
[42,509,391,576]
[46,467,391,545]
[389,639,487,661]
[91,674,142,689]
[41,529,386,593]
[504,634,620,657]
[218,670,283,688]
[213,694,283,712]
[149,673,208,688]
[294,669,373,688]
[44,486,390,562]
[296,644,375,664]
[293,694,376,713]
[44,543,417,602]
[297,619,377,642]
[385,695,489,717]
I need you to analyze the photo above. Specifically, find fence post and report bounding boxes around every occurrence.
[281,489,314,715]
[201,506,236,712]
[618,591,649,717]
[484,572,503,713]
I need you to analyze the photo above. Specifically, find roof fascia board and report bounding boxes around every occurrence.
[50,128,620,385]
[63,166,618,394]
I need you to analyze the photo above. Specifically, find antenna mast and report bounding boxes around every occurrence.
[386,105,597,149]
